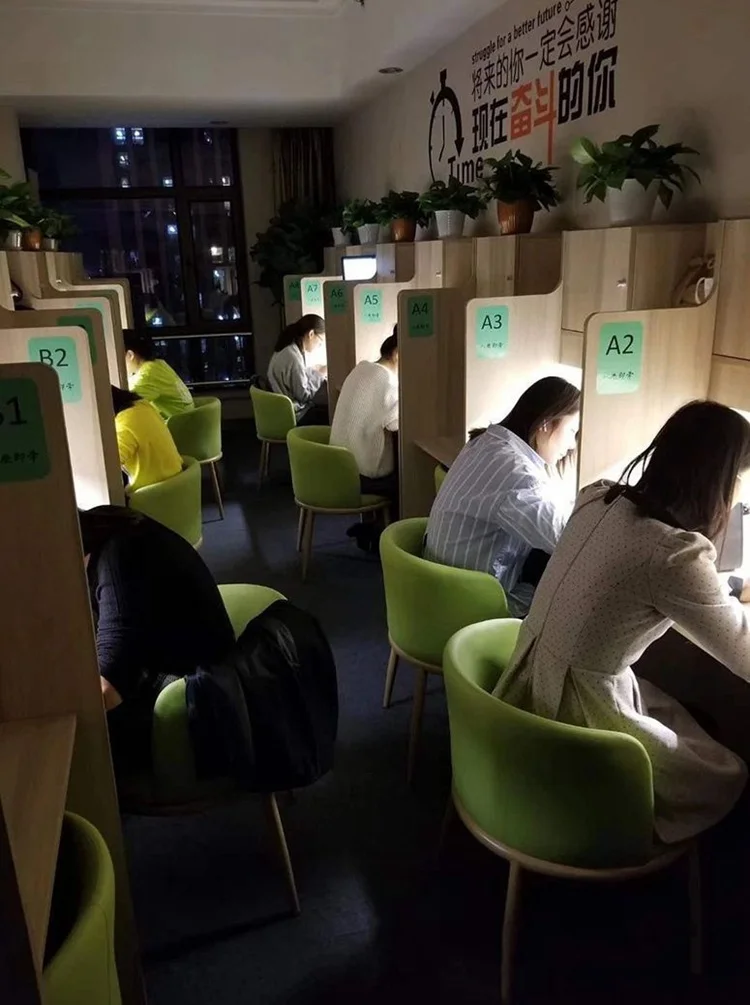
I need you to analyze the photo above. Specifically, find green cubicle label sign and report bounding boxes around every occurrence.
[327,283,347,316]
[28,336,82,405]
[360,288,383,325]
[476,305,509,359]
[288,279,301,303]
[304,279,322,307]
[56,315,97,364]
[0,378,51,484]
[596,321,643,395]
[407,295,434,338]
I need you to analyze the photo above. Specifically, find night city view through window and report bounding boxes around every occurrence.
[22,127,253,386]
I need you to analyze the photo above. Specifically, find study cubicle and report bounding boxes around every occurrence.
[5,251,127,387]
[0,362,144,1004]
[45,250,135,330]
[282,245,348,327]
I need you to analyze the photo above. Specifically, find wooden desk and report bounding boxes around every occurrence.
[414,436,464,469]
[0,714,76,971]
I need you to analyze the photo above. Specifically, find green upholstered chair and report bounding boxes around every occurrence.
[379,517,509,783]
[43,812,121,1005]
[167,395,224,519]
[434,464,447,495]
[120,583,300,915]
[250,385,297,486]
[128,455,203,548]
[287,425,390,581]
[443,619,701,1004]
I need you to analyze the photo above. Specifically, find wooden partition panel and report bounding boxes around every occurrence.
[45,252,134,329]
[353,281,414,365]
[324,280,357,408]
[578,301,716,486]
[300,273,341,316]
[465,286,566,432]
[0,362,144,1003]
[474,233,562,299]
[0,325,121,508]
[398,287,470,518]
[709,355,750,411]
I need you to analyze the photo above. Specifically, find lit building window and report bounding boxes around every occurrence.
[221,176,231,187]
[150,316,163,327]
[162,177,174,187]
[210,246,222,258]
[131,127,144,145]
[113,127,127,144]
[120,177,130,188]
[118,153,130,167]
[166,223,178,236]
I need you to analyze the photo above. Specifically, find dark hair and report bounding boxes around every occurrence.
[606,401,750,541]
[501,377,581,449]
[111,384,141,415]
[380,333,398,359]
[78,505,146,556]
[274,314,325,353]
[123,331,155,361]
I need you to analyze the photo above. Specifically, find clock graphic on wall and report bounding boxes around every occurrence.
[428,68,465,181]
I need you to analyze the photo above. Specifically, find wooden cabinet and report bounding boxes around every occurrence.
[562,224,710,333]
[474,233,561,299]
[713,220,750,360]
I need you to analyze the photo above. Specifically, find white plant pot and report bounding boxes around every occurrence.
[357,224,380,245]
[607,179,658,226]
[331,227,351,247]
[434,209,466,239]
[4,230,23,250]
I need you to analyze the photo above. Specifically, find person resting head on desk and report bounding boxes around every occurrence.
[124,330,194,420]
[424,376,580,616]
[79,506,235,775]
[267,313,329,426]
[494,400,750,844]
[111,384,182,492]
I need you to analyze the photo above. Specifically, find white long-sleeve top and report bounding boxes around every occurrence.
[267,343,325,416]
[330,361,399,478]
[424,424,572,615]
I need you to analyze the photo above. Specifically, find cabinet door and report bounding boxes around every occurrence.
[561,229,632,332]
[474,236,518,299]
[714,220,750,360]
[631,225,708,311]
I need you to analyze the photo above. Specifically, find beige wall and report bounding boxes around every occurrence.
[0,107,25,181]
[336,0,750,232]
[238,128,282,379]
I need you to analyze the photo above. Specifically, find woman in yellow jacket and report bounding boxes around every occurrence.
[112,385,182,491]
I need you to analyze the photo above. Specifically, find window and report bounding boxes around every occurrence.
[22,127,253,386]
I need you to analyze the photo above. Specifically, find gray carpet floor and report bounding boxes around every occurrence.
[123,422,750,1004]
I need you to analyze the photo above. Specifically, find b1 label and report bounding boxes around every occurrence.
[28,336,82,404]
[596,321,643,395]
[360,288,383,325]
[475,305,509,359]
[327,283,347,316]
[407,296,434,337]
[0,378,51,484]
[304,280,322,307]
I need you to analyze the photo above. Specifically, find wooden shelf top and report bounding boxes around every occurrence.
[0,714,76,972]
[414,435,464,469]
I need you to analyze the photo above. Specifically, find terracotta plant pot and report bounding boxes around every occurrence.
[391,218,417,243]
[22,228,43,251]
[497,199,536,235]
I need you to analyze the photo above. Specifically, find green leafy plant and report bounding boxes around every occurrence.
[323,205,355,236]
[249,200,329,305]
[342,198,380,230]
[39,208,77,240]
[376,190,429,227]
[0,168,33,235]
[481,150,561,210]
[571,124,700,209]
[418,177,486,219]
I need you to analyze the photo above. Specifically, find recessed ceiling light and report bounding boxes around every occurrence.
[379,66,403,75]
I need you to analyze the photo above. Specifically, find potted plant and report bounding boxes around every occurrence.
[21,200,46,251]
[480,150,561,235]
[418,177,486,239]
[249,200,329,305]
[325,206,354,248]
[571,124,701,225]
[343,199,381,245]
[0,168,31,249]
[376,190,428,243]
[39,208,77,251]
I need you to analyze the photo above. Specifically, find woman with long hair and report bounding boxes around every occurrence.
[425,376,581,615]
[111,384,182,491]
[495,401,750,842]
[267,313,329,425]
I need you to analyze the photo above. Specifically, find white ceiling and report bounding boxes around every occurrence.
[0,0,503,125]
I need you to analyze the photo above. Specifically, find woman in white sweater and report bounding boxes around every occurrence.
[267,314,329,424]
[495,401,750,843]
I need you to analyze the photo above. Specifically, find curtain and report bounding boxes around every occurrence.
[271,128,337,209]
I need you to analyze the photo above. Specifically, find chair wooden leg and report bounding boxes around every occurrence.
[263,793,301,916]
[501,862,523,1005]
[209,461,225,520]
[263,441,272,482]
[382,646,399,709]
[407,667,428,785]
[688,844,703,975]
[301,510,315,581]
[296,507,307,552]
[258,442,268,488]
